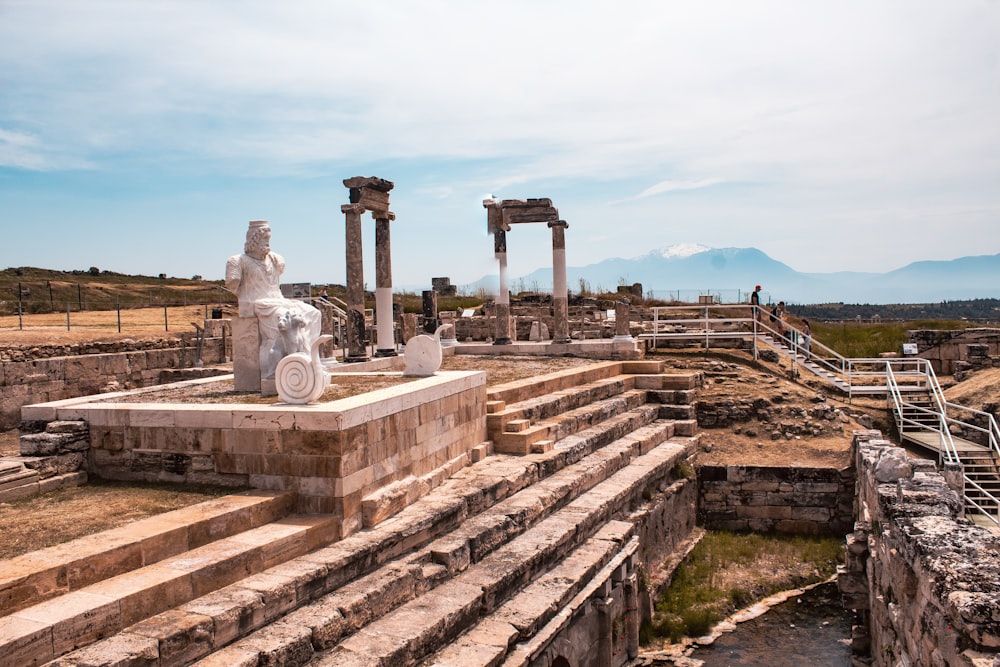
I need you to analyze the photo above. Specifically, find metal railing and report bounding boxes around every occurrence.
[886,360,958,463]
[640,303,1000,525]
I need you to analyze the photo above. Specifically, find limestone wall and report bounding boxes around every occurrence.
[24,371,488,538]
[697,465,854,535]
[1,338,226,430]
[909,327,1000,375]
[840,431,1000,666]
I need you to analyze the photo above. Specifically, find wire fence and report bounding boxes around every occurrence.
[0,302,236,334]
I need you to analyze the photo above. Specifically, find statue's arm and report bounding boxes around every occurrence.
[224,255,242,294]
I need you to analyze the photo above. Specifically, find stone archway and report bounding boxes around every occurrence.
[341,176,396,361]
[482,197,571,344]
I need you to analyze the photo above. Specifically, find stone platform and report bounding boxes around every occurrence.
[453,339,642,360]
[20,370,487,537]
[3,359,703,667]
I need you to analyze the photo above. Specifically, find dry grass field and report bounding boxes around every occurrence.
[0,304,231,345]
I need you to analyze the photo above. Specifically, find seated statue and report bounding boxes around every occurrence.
[225,220,322,380]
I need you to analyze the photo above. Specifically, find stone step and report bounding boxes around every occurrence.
[428,529,640,667]
[57,422,691,667]
[0,467,84,505]
[492,389,647,455]
[655,404,696,420]
[195,439,690,667]
[0,460,26,479]
[645,388,697,405]
[0,513,337,666]
[0,491,295,619]
[487,376,631,438]
[486,362,626,408]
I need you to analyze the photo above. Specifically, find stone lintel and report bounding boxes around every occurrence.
[356,188,391,216]
[504,208,559,225]
[500,198,553,208]
[343,176,394,192]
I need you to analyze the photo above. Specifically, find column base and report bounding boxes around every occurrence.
[374,349,398,357]
[612,335,635,343]
[344,355,371,363]
[493,338,513,346]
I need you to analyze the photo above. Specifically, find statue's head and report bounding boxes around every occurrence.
[245,220,271,258]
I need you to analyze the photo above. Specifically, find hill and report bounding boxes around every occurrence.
[0,266,230,314]
[463,246,1000,305]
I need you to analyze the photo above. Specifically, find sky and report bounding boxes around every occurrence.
[1,1,998,291]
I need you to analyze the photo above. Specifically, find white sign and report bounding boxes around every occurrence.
[902,343,918,355]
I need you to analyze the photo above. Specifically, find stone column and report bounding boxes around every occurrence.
[422,290,438,334]
[494,229,512,345]
[613,298,634,342]
[400,312,418,346]
[374,214,396,357]
[549,220,570,344]
[342,203,369,362]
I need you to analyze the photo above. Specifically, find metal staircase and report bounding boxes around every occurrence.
[886,359,1000,526]
[641,304,1000,527]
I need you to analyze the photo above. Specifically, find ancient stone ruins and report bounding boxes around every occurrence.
[0,176,998,666]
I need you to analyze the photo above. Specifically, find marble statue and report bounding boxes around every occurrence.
[225,220,323,382]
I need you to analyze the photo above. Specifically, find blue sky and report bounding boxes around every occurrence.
[1,1,998,290]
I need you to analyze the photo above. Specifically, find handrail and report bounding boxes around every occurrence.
[886,361,959,463]
[642,303,1000,525]
[944,401,1000,460]
[964,477,1000,527]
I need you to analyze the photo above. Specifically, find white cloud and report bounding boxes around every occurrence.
[0,0,997,278]
[634,179,727,200]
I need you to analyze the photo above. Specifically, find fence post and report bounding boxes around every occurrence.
[66,303,71,331]
[117,297,121,333]
[164,305,168,331]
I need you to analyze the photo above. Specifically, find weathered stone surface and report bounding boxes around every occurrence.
[874,447,913,482]
[843,431,1000,665]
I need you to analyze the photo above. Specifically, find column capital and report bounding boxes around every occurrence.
[341,203,365,214]
[373,211,396,222]
[547,220,569,229]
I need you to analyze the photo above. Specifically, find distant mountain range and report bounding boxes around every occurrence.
[462,246,1000,305]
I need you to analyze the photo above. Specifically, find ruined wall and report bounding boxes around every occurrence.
[839,431,1000,666]
[697,465,854,535]
[909,327,1000,376]
[1,338,226,430]
[518,474,699,667]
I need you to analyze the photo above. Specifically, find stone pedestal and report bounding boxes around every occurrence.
[232,317,261,391]
[401,312,418,347]
[422,290,439,335]
[613,300,634,342]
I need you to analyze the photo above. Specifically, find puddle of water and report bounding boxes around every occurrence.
[688,581,854,666]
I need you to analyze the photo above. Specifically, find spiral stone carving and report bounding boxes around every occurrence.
[276,352,326,404]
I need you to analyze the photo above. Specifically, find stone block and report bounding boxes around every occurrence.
[129,608,215,667]
[232,317,261,392]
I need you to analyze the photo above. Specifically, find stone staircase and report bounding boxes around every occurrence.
[0,421,90,503]
[0,360,701,667]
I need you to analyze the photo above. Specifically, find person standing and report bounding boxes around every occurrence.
[801,318,812,354]
[750,284,761,322]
